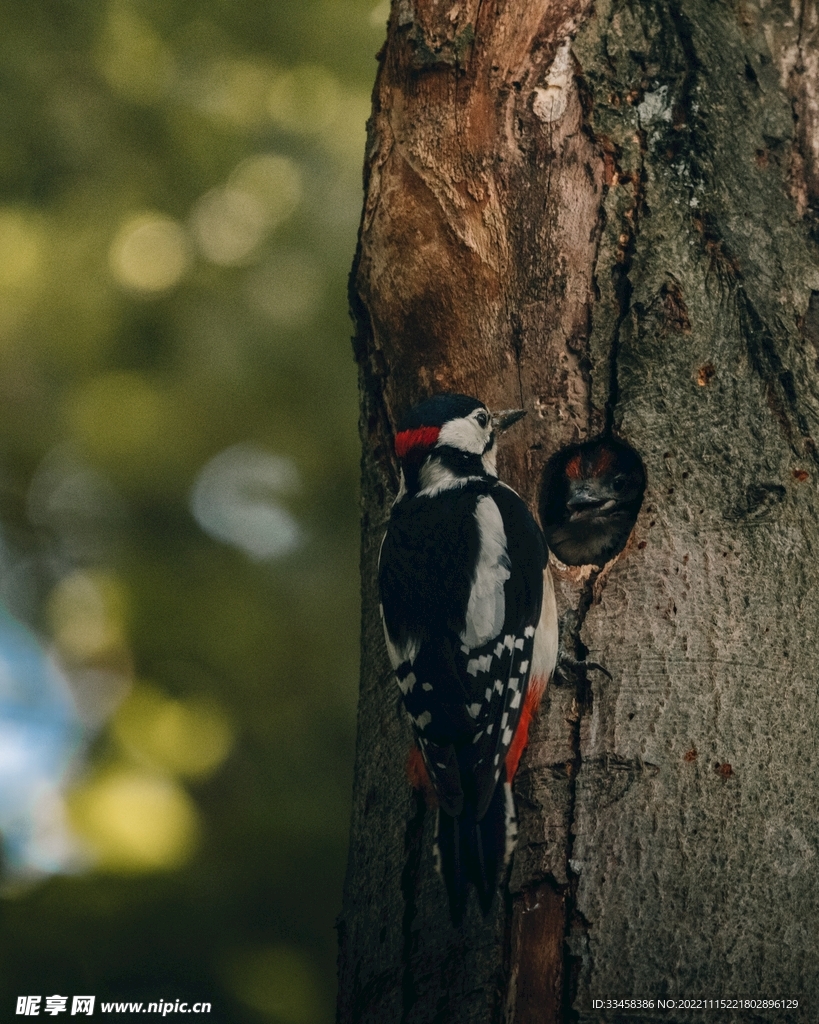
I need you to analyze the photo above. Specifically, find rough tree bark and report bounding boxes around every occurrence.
[338,0,819,1021]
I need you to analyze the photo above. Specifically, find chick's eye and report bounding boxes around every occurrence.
[613,475,626,492]
[476,411,489,428]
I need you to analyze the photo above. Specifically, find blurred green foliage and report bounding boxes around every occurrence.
[0,0,382,1018]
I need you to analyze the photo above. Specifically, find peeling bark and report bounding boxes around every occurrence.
[340,0,819,1020]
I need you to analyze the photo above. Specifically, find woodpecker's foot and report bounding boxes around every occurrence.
[554,651,612,686]
[553,609,611,686]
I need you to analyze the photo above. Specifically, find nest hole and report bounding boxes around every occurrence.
[538,437,646,566]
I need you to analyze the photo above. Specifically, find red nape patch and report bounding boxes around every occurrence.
[565,453,583,480]
[505,679,547,782]
[406,746,438,807]
[591,445,616,476]
[395,426,440,459]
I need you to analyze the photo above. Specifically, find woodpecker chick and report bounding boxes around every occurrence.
[539,438,645,567]
[378,393,558,924]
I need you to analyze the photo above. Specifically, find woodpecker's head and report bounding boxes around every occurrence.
[394,393,525,497]
[539,438,645,566]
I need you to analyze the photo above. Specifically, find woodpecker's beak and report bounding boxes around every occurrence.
[566,485,615,520]
[567,488,604,512]
[492,408,526,433]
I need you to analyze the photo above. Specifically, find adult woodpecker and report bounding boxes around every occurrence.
[378,393,558,923]
[539,438,646,566]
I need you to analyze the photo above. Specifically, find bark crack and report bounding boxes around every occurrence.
[558,571,601,1021]
[796,0,807,60]
[605,147,644,435]
[738,285,819,467]
[510,310,526,409]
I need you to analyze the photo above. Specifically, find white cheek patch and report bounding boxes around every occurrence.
[437,414,487,455]
[460,496,511,648]
[481,447,498,477]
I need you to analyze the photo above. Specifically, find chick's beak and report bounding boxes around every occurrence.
[492,408,526,433]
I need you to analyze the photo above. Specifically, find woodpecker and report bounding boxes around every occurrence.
[378,393,558,924]
[539,438,645,566]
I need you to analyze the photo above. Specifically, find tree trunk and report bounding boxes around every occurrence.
[338,0,819,1020]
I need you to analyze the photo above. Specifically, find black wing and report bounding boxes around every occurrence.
[379,480,545,819]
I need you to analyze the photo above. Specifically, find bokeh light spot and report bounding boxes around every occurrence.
[201,58,275,128]
[70,767,199,872]
[27,446,125,563]
[190,444,303,560]
[369,0,391,27]
[47,570,128,665]
[191,188,269,266]
[113,683,233,779]
[191,154,301,266]
[229,154,302,223]
[109,214,190,293]
[96,7,175,104]
[266,65,369,164]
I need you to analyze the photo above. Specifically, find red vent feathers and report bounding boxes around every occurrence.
[395,426,440,458]
[504,679,547,782]
[406,746,437,806]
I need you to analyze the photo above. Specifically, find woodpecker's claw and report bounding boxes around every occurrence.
[554,613,612,686]
[554,651,612,686]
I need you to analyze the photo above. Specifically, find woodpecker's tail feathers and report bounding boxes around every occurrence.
[435,806,467,925]
[471,779,511,915]
[434,780,518,925]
